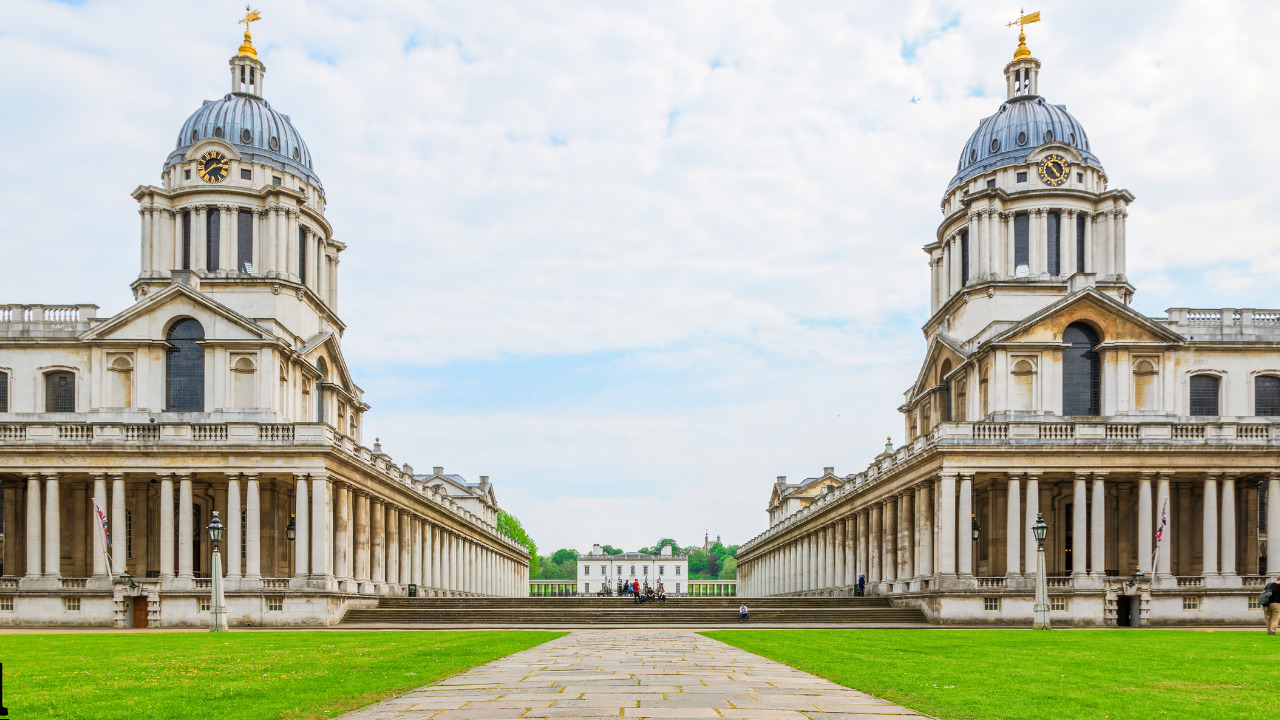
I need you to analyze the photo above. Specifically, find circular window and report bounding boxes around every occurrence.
[1070,132,1076,144]
[268,136,280,152]
[292,147,301,161]
[240,128,253,144]
[213,127,224,139]
[1044,130,1054,142]
[190,129,198,142]
[990,138,1001,153]
[969,148,977,163]
[1017,131,1027,146]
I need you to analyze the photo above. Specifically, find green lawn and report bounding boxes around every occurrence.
[0,630,563,719]
[704,629,1274,720]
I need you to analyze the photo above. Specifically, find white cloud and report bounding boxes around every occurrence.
[1,0,1277,551]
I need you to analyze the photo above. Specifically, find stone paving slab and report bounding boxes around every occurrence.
[335,631,929,719]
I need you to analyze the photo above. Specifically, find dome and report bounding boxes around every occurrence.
[164,92,322,189]
[947,95,1101,192]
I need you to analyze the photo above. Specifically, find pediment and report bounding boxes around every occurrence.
[910,334,970,398]
[990,289,1184,347]
[298,330,357,394]
[82,283,276,343]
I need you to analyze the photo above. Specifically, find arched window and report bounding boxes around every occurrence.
[165,318,205,412]
[1011,359,1036,412]
[232,356,256,408]
[0,370,8,413]
[315,357,328,423]
[1133,359,1159,412]
[108,355,133,408]
[1189,374,1220,417]
[1062,323,1101,416]
[1257,376,1280,416]
[45,371,76,412]
[940,359,953,422]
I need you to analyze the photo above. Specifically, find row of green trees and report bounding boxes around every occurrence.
[527,538,739,580]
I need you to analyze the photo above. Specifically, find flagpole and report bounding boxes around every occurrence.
[94,501,114,579]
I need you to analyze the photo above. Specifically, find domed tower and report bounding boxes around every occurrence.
[925,28,1134,347]
[130,14,343,344]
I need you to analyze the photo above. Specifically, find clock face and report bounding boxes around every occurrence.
[196,150,230,183]
[1037,153,1070,187]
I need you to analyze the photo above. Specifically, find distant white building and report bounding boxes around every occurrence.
[578,544,688,595]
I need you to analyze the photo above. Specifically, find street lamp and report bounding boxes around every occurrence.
[286,514,296,541]
[1126,566,1145,589]
[1032,512,1049,630]
[971,514,981,541]
[119,567,138,591]
[208,511,228,632]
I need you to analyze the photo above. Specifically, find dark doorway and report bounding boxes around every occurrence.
[131,597,149,628]
[1116,596,1132,627]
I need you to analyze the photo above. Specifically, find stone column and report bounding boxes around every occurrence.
[88,474,107,577]
[938,474,956,575]
[1091,474,1106,578]
[370,500,385,587]
[917,485,934,577]
[399,513,412,586]
[111,474,126,574]
[386,508,400,588]
[1070,474,1087,576]
[1137,473,1153,573]
[899,492,914,581]
[160,475,175,578]
[1202,473,1219,577]
[1221,474,1237,577]
[335,484,351,586]
[354,493,371,590]
[883,497,897,586]
[226,475,241,577]
[868,505,882,584]
[430,525,441,591]
[1268,474,1280,574]
[294,476,309,577]
[957,474,973,575]
[178,475,193,579]
[245,476,261,579]
[1156,474,1173,576]
[816,528,827,589]
[43,474,60,578]
[833,519,846,588]
[25,475,41,577]
[1006,474,1021,576]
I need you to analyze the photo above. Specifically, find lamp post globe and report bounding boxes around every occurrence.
[208,511,225,551]
[286,514,296,541]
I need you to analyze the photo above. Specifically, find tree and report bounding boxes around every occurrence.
[636,547,652,555]
[717,556,737,580]
[654,538,679,554]
[497,510,538,577]
[550,548,577,565]
[688,549,708,574]
[601,545,624,555]
[705,551,721,578]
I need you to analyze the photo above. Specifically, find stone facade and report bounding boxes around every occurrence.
[577,544,688,595]
[0,31,528,627]
[735,38,1280,626]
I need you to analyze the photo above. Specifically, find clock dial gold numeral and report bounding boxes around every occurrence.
[1037,154,1069,187]
[197,150,230,183]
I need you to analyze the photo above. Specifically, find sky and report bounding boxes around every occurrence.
[2,1,1278,554]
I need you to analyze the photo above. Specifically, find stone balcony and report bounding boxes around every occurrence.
[1160,307,1280,341]
[0,304,101,337]
[742,415,1280,553]
[0,419,525,554]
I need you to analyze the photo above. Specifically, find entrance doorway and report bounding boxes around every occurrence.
[130,597,149,628]
[1116,596,1132,627]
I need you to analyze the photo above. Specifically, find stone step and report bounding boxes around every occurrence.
[341,605,927,625]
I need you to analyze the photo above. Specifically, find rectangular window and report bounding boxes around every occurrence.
[206,209,221,272]
[182,210,192,270]
[960,229,970,285]
[1076,172,1084,183]
[200,598,211,612]
[0,597,12,611]
[0,370,7,413]
[46,372,75,412]
[298,228,308,284]
[272,176,282,186]
[676,582,681,594]
[1050,597,1066,611]
[1016,171,1028,183]
[659,565,665,576]
[1256,376,1280,415]
[676,566,681,576]
[983,597,1000,611]
[584,582,589,593]
[240,168,252,180]
[65,597,81,612]
[1046,211,1061,276]
[1076,214,1086,272]
[267,597,284,611]
[631,566,635,575]
[600,565,606,575]
[643,566,649,576]
[987,179,996,189]
[1014,213,1029,275]
[237,210,254,273]
[1189,375,1220,416]
[583,565,589,576]
[1182,596,1200,611]
[184,169,192,180]
[126,509,133,560]
[1250,596,1262,610]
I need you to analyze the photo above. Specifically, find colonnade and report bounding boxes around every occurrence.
[739,471,1279,596]
[6,470,527,597]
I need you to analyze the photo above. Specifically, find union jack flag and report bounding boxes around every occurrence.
[1155,498,1168,543]
[94,501,111,550]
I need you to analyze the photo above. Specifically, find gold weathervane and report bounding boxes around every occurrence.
[1006,9,1040,60]
[238,6,262,58]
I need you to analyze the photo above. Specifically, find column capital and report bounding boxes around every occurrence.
[106,471,126,481]
[957,472,975,481]
[1202,471,1223,480]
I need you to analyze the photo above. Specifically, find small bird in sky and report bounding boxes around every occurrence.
[909,96,922,104]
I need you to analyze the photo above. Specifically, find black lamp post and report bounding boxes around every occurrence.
[971,514,981,541]
[286,514,296,541]
[208,511,225,552]
[207,511,227,632]
[1032,512,1049,630]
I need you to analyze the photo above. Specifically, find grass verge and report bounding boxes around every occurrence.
[704,629,1273,720]
[0,630,564,719]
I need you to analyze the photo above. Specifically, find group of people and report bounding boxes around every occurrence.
[619,579,667,604]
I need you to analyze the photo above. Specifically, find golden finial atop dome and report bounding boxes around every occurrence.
[1007,9,1040,61]
[238,6,262,58]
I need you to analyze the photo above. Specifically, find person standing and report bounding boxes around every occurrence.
[632,578,640,596]
[857,575,866,597]
[1264,576,1280,635]
[739,603,749,622]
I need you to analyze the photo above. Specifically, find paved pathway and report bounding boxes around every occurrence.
[336,630,926,720]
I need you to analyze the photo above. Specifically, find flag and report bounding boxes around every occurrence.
[93,500,113,577]
[1155,498,1168,543]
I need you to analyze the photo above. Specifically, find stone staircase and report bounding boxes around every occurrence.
[340,595,928,626]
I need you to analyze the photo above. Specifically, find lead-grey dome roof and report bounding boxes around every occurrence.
[165,92,322,189]
[947,95,1101,192]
